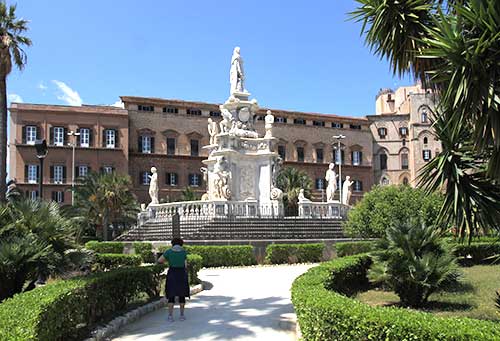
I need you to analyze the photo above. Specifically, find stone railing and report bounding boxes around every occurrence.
[298,201,349,219]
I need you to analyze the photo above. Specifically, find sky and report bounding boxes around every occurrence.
[6,0,413,118]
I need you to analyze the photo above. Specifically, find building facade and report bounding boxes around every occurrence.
[367,84,440,186]
[8,84,435,205]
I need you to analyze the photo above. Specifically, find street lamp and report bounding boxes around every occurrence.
[34,139,48,199]
[332,134,346,204]
[67,130,80,205]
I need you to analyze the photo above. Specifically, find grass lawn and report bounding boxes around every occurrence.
[356,264,500,321]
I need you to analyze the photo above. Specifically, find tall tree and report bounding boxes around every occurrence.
[0,3,31,201]
[351,0,500,240]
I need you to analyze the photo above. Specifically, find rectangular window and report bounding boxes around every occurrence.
[380,154,388,170]
[278,145,286,160]
[190,139,199,156]
[353,180,363,192]
[189,173,201,187]
[352,151,362,166]
[102,166,113,174]
[105,129,116,148]
[257,115,265,121]
[313,120,325,127]
[316,148,324,163]
[350,124,362,130]
[138,104,154,112]
[297,147,305,162]
[167,138,176,155]
[332,122,344,129]
[378,128,387,138]
[142,171,151,185]
[209,111,221,117]
[399,127,408,137]
[27,164,38,184]
[163,107,178,114]
[401,154,409,169]
[315,178,324,190]
[166,172,178,186]
[78,165,89,178]
[334,149,344,165]
[53,165,64,184]
[187,109,202,116]
[141,136,152,153]
[293,118,306,125]
[28,190,38,200]
[80,128,90,147]
[26,126,37,145]
[52,191,64,203]
[275,116,287,123]
[423,149,431,161]
[53,127,65,146]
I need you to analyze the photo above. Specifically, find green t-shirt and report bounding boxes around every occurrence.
[163,247,187,268]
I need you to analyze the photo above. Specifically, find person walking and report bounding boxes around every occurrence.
[157,238,189,321]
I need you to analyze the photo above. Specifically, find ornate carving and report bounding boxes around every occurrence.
[213,156,231,200]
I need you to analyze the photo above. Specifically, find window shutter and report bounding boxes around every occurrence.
[100,167,104,174]
[36,165,40,183]
[51,191,56,201]
[360,181,363,191]
[102,129,106,147]
[50,166,54,183]
[36,126,41,140]
[63,166,67,183]
[22,126,26,143]
[75,166,79,178]
[165,172,170,185]
[359,152,363,165]
[151,137,155,153]
[50,127,54,145]
[138,136,142,153]
[77,128,81,146]
[174,173,178,185]
[114,129,119,148]
[63,128,68,145]
[139,172,143,185]
[24,165,28,182]
[61,191,65,203]
[89,128,93,147]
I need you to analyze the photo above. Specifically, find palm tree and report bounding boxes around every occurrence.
[180,186,198,201]
[351,0,500,239]
[276,167,312,216]
[73,172,139,241]
[0,3,31,201]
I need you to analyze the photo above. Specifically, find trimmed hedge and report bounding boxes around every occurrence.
[85,241,124,254]
[453,242,500,265]
[0,265,165,341]
[265,243,324,264]
[133,242,155,263]
[291,254,500,340]
[94,253,142,271]
[185,254,203,285]
[159,245,256,267]
[335,241,377,257]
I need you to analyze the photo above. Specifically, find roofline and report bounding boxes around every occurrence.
[9,102,128,115]
[120,96,368,123]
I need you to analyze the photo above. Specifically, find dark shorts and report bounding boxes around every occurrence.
[165,267,189,300]
[168,296,186,304]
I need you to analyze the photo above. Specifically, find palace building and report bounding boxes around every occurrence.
[8,84,437,205]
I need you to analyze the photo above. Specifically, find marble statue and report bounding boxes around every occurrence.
[148,166,159,205]
[230,121,259,138]
[298,189,311,203]
[272,156,283,187]
[230,46,245,94]
[213,156,231,199]
[207,118,219,145]
[325,163,338,202]
[264,110,274,138]
[219,106,234,133]
[342,176,354,206]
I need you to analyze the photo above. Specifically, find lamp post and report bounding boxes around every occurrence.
[332,134,346,204]
[67,130,80,205]
[34,139,48,199]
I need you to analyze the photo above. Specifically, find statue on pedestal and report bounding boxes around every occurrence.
[219,106,233,133]
[325,163,338,202]
[207,118,219,145]
[264,110,274,138]
[342,176,354,206]
[298,189,311,203]
[148,166,159,205]
[230,46,245,94]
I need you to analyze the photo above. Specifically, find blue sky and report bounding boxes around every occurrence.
[7,0,411,117]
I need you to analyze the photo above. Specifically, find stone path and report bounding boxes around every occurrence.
[111,264,313,341]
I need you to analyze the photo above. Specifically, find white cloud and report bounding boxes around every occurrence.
[52,80,82,106]
[7,93,23,104]
[38,82,47,92]
[111,99,124,108]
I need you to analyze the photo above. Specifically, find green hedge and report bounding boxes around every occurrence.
[159,245,256,267]
[94,253,142,271]
[85,241,124,254]
[185,254,203,285]
[133,242,155,263]
[453,242,500,265]
[0,265,165,341]
[265,243,324,264]
[291,254,500,340]
[335,241,377,257]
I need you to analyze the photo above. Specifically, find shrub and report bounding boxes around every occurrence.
[372,220,459,307]
[186,254,203,285]
[345,185,443,238]
[94,253,142,271]
[0,265,165,341]
[265,243,324,264]
[335,241,377,257]
[84,241,124,254]
[133,242,155,263]
[453,242,500,265]
[291,254,500,341]
[159,245,256,267]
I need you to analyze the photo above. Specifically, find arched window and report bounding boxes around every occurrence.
[423,137,428,145]
[421,110,429,123]
[401,152,409,169]
[381,177,390,186]
[380,153,388,170]
[402,177,409,185]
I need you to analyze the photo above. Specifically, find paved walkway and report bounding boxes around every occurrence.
[111,264,313,341]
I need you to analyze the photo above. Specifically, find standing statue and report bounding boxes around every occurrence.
[342,176,354,206]
[325,163,338,202]
[148,166,159,205]
[219,106,234,133]
[207,118,219,145]
[230,46,245,94]
[264,110,274,138]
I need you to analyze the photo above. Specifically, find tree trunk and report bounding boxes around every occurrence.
[0,76,7,202]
